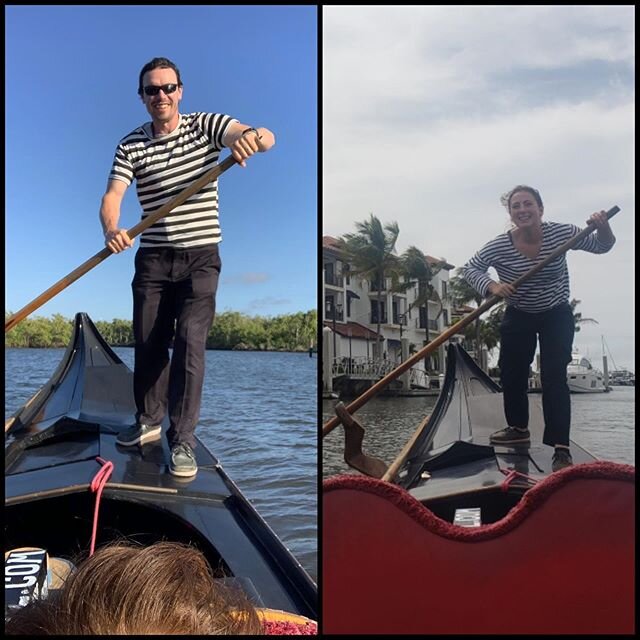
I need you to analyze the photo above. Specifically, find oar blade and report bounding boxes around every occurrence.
[335,402,388,479]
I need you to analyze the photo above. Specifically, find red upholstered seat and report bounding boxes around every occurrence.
[323,461,635,635]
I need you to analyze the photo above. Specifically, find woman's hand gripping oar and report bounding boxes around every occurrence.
[324,205,621,477]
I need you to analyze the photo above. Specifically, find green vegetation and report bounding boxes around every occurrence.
[399,246,448,370]
[448,270,491,359]
[336,214,402,354]
[5,310,317,352]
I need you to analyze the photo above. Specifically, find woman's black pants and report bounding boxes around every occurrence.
[498,302,575,447]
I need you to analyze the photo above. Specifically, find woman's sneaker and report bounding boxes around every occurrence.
[116,423,162,446]
[552,448,573,472]
[489,427,531,445]
[169,443,198,478]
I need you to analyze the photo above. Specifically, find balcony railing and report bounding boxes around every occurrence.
[419,319,439,331]
[325,273,344,287]
[369,281,386,292]
[331,357,395,378]
[329,357,445,389]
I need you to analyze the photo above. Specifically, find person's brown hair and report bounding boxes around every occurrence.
[5,541,262,635]
[500,185,544,211]
[138,57,183,96]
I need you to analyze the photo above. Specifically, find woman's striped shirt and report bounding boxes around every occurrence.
[109,112,236,248]
[462,221,615,313]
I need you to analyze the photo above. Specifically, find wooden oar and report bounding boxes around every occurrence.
[323,205,620,438]
[381,412,432,482]
[5,155,238,333]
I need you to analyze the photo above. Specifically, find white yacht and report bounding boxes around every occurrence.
[567,353,607,393]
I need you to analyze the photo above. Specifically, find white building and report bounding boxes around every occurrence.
[322,236,455,389]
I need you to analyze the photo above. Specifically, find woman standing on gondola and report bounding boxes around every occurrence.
[462,185,615,471]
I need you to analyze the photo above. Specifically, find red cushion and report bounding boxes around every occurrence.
[323,461,635,634]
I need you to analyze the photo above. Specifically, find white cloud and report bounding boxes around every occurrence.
[222,272,270,285]
[324,99,634,258]
[323,5,634,123]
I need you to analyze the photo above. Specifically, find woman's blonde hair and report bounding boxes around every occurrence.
[5,541,262,635]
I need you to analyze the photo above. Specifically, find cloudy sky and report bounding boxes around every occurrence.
[323,5,635,371]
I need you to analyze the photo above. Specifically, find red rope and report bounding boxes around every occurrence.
[89,456,114,556]
[499,467,538,492]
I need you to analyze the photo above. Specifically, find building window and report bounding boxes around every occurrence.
[370,300,387,324]
[324,262,334,282]
[324,261,343,287]
[370,273,385,292]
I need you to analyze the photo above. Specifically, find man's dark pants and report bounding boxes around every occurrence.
[131,245,221,450]
[498,302,575,447]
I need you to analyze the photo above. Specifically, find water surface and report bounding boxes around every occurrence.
[323,387,635,478]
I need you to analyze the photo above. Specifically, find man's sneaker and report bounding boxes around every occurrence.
[169,443,198,478]
[116,423,162,447]
[489,427,531,445]
[552,448,573,472]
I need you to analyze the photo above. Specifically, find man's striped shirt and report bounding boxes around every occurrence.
[109,112,236,248]
[462,221,615,313]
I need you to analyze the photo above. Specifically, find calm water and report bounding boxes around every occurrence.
[5,348,317,582]
[323,387,635,478]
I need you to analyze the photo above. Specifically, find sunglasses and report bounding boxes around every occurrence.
[143,83,179,97]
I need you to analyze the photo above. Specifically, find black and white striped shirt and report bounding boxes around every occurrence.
[109,112,236,248]
[462,221,615,313]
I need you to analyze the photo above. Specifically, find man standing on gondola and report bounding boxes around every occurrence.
[99,57,275,478]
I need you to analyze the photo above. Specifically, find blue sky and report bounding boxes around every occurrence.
[6,5,317,322]
[323,6,635,371]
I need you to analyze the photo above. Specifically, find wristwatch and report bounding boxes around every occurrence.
[241,127,262,140]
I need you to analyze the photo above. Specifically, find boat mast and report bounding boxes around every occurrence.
[601,334,619,371]
[601,335,609,389]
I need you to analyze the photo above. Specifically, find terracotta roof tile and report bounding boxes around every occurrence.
[323,321,380,340]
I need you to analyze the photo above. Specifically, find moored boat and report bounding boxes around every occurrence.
[566,352,607,393]
[323,343,634,634]
[609,368,635,386]
[5,313,317,624]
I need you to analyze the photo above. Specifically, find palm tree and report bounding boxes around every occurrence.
[337,214,402,357]
[400,246,447,370]
[569,298,598,332]
[477,304,504,358]
[448,271,486,361]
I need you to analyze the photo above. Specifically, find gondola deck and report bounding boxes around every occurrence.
[395,344,599,508]
[405,393,599,504]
